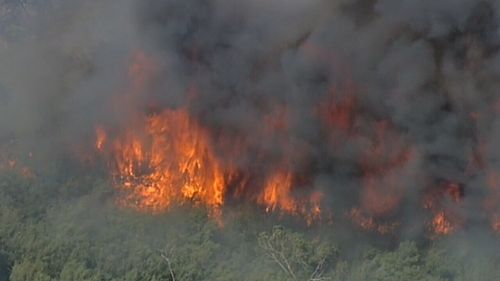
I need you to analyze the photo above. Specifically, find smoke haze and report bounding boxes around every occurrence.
[1,0,500,243]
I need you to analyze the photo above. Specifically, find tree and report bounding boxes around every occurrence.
[350,242,450,281]
[258,226,337,281]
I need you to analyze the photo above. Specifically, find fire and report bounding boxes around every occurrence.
[431,211,455,235]
[77,48,500,236]
[423,182,464,236]
[93,51,327,225]
[254,105,324,223]
[101,108,227,220]
[97,109,324,224]
[258,169,323,225]
[260,170,294,213]
[97,51,225,218]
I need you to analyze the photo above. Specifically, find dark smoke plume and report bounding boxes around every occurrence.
[2,0,500,242]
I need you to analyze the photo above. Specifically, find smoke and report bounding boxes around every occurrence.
[1,0,500,244]
[132,0,500,236]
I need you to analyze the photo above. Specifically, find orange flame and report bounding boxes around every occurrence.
[97,109,323,224]
[103,108,226,221]
[258,170,322,224]
[423,182,464,236]
[96,50,325,225]
[431,211,455,235]
[259,170,294,213]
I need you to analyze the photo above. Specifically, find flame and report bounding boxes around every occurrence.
[431,211,455,235]
[103,108,226,220]
[98,110,323,224]
[256,106,324,224]
[88,48,500,235]
[258,170,322,224]
[260,170,294,213]
[96,51,323,225]
[423,182,463,236]
[97,51,226,217]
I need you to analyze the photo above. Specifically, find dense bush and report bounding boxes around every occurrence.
[1,171,499,281]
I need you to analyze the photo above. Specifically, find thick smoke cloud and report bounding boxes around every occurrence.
[1,0,500,239]
[133,0,500,234]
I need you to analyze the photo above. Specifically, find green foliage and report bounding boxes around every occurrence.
[258,225,338,281]
[1,171,500,281]
[349,242,453,281]
[9,259,52,281]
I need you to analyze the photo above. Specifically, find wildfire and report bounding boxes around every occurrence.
[348,208,398,235]
[260,170,294,213]
[93,49,495,236]
[431,211,455,235]
[94,51,325,224]
[99,108,226,220]
[258,169,323,225]
[97,109,324,224]
[423,182,464,236]
[95,51,227,219]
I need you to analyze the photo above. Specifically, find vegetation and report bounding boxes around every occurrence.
[0,169,499,281]
[1,2,500,280]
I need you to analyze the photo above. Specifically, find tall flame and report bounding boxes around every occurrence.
[94,52,324,224]
[103,109,226,220]
[97,108,323,224]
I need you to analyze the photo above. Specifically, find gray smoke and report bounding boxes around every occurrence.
[1,0,500,240]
